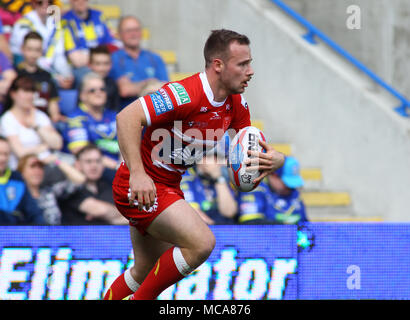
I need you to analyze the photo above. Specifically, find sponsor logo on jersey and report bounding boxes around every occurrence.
[168,82,191,105]
[150,89,174,116]
[210,111,221,120]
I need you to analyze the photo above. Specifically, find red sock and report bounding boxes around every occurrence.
[104,268,140,300]
[130,246,192,300]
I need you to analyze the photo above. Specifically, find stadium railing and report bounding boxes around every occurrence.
[271,0,410,117]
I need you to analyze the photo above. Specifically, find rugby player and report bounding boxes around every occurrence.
[104,29,285,300]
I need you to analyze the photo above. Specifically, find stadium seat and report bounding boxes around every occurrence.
[170,72,194,82]
[300,192,351,206]
[270,143,292,156]
[58,89,78,116]
[251,119,264,131]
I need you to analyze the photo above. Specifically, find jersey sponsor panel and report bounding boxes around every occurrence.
[168,82,191,106]
[149,88,174,116]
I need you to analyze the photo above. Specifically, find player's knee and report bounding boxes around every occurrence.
[195,231,216,263]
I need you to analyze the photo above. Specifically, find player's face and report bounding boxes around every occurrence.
[221,42,254,94]
[77,150,104,182]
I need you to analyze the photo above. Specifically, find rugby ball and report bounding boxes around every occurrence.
[228,126,266,192]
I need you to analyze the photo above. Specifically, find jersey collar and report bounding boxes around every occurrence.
[199,72,226,107]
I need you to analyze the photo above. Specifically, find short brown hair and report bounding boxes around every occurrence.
[1,75,36,115]
[203,29,250,68]
[90,45,111,63]
[23,31,43,45]
[75,144,102,160]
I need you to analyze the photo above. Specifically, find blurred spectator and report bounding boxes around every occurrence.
[17,153,85,225]
[9,0,73,89]
[0,17,12,60]
[59,144,127,225]
[63,72,119,169]
[181,153,237,225]
[0,75,63,170]
[0,136,45,225]
[62,0,117,87]
[89,45,120,112]
[0,50,17,113]
[0,0,62,16]
[237,156,308,225]
[0,5,22,43]
[110,15,169,108]
[16,31,64,122]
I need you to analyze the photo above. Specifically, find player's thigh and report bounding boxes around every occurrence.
[129,225,173,276]
[146,199,216,254]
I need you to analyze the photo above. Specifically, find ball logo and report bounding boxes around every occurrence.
[228,126,265,192]
[241,174,252,184]
[248,133,258,154]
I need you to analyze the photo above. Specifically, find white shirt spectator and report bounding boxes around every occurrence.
[0,109,52,169]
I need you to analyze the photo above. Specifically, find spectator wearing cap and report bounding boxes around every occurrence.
[265,156,308,224]
[236,156,308,225]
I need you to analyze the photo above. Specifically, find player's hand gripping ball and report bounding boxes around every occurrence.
[228,126,266,192]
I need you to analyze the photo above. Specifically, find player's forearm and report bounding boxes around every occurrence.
[116,101,146,174]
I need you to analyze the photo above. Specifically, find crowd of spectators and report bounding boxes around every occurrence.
[0,0,307,226]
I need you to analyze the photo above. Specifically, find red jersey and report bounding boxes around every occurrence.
[121,72,251,187]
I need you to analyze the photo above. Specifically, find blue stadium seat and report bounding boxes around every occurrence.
[58,89,78,115]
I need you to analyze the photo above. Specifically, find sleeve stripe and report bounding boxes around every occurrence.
[139,97,151,127]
